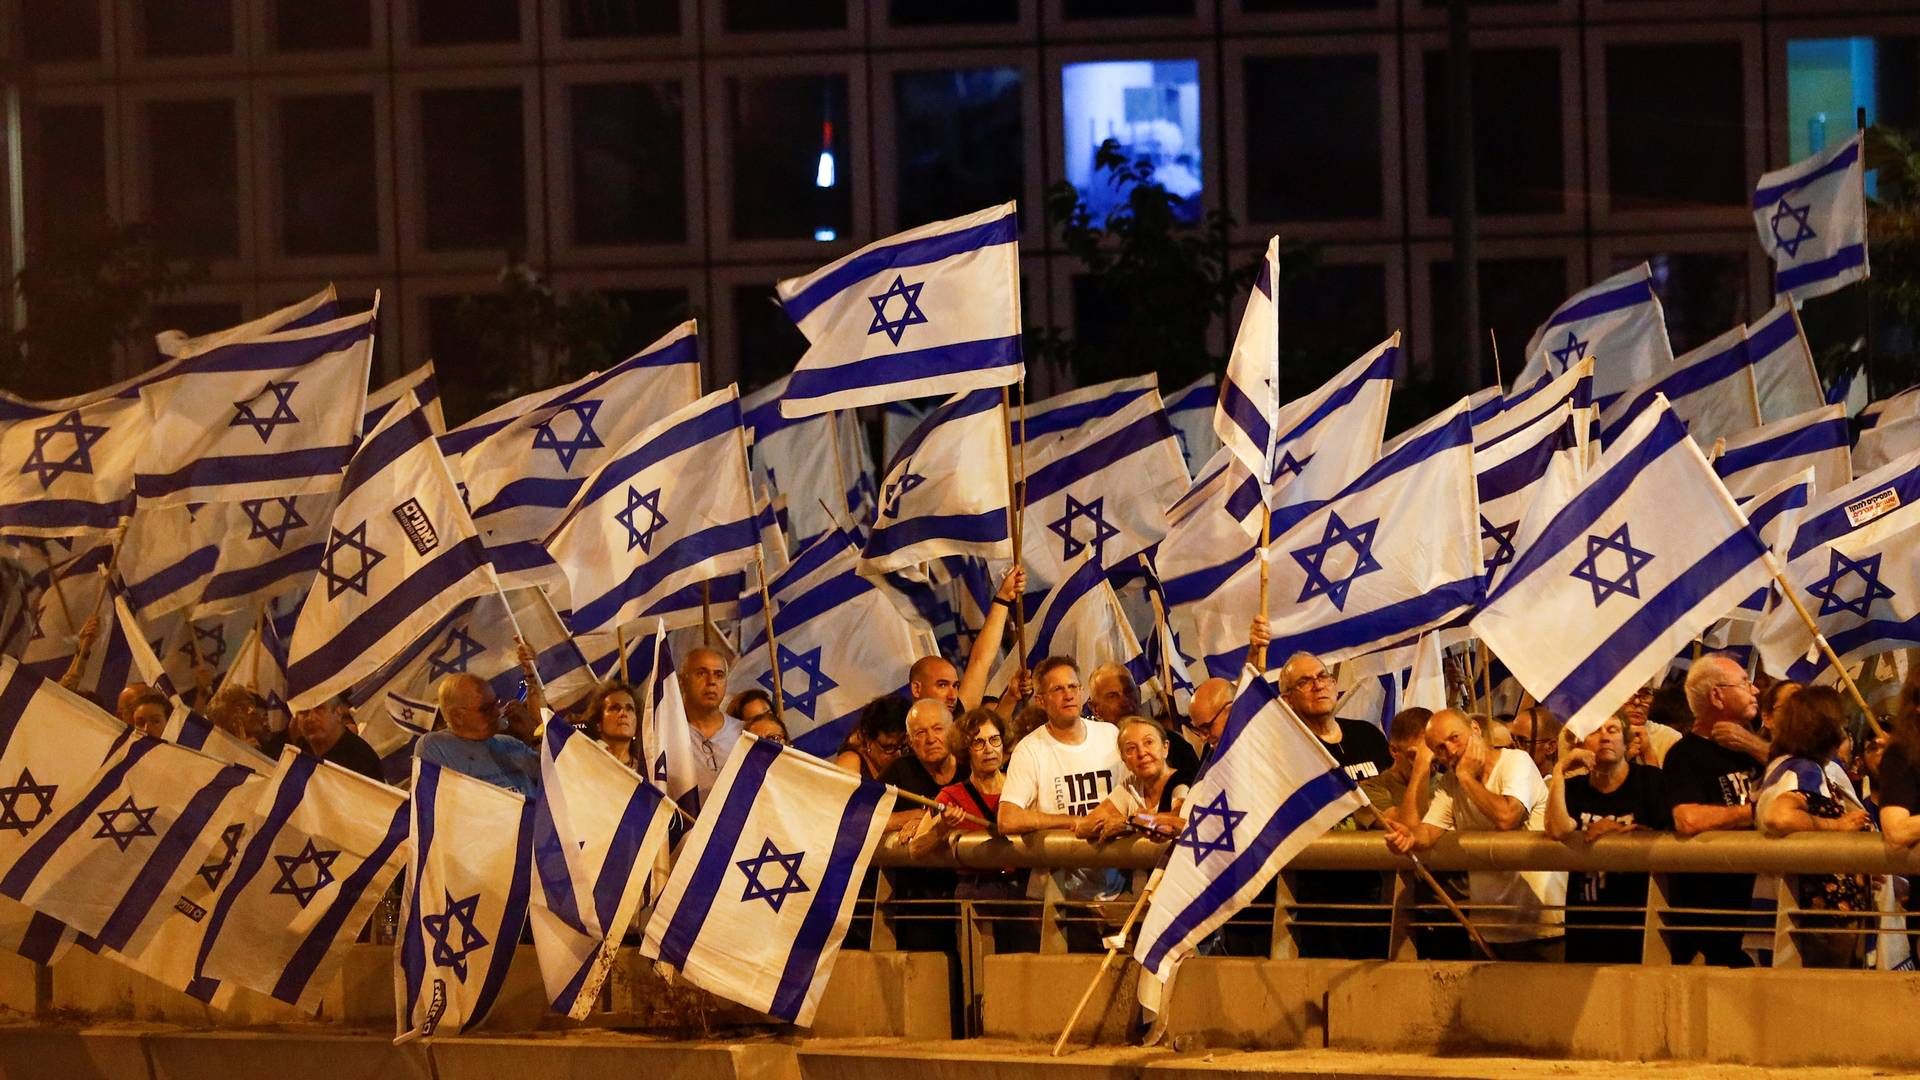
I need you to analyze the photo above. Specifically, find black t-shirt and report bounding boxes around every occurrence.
[1877,741,1920,814]
[1661,732,1762,916]
[316,729,385,782]
[1321,719,1394,784]
[1565,765,1669,906]
[881,753,969,799]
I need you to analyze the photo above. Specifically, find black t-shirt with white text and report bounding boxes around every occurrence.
[1661,732,1763,927]
[1320,719,1394,784]
[1565,764,1669,905]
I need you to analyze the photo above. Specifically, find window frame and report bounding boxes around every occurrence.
[17,0,116,82]
[1041,0,1214,42]
[544,60,705,267]
[546,266,711,385]
[120,80,256,279]
[1221,0,1396,37]
[393,66,546,273]
[391,0,537,65]
[21,83,124,256]
[1762,13,1920,172]
[701,0,866,55]
[540,0,700,59]
[1401,0,1579,31]
[866,0,1037,50]
[255,74,396,279]
[1410,236,1577,385]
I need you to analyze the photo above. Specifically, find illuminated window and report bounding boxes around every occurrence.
[1061,59,1203,226]
[728,74,853,242]
[1786,36,1919,198]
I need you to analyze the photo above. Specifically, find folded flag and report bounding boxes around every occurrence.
[156,286,340,359]
[641,734,895,1025]
[743,376,845,549]
[638,622,702,821]
[1517,263,1675,405]
[1214,238,1283,495]
[1166,373,1221,478]
[1857,414,1920,476]
[530,721,675,1019]
[1714,403,1853,501]
[995,552,1143,690]
[1601,324,1761,449]
[1755,132,1869,303]
[860,388,1012,575]
[396,757,535,1041]
[1015,375,1158,455]
[1745,301,1826,423]
[1476,400,1582,593]
[776,202,1023,418]
[1472,398,1773,739]
[119,502,225,621]
[135,304,378,507]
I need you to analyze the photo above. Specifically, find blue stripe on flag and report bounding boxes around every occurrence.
[1216,380,1271,464]
[564,399,742,519]
[784,336,1022,407]
[595,777,665,926]
[567,519,758,633]
[202,543,322,606]
[884,389,1003,473]
[769,776,886,1020]
[1256,577,1481,669]
[1753,139,1860,208]
[340,406,434,500]
[655,737,782,969]
[170,320,373,378]
[1714,416,1848,480]
[188,754,317,1001]
[1777,245,1868,295]
[1788,463,1920,558]
[1746,306,1798,357]
[1790,616,1920,681]
[1023,413,1177,504]
[779,214,1019,325]
[0,663,43,751]
[862,511,1007,563]
[466,797,536,1030]
[1541,277,1655,331]
[1273,347,1396,449]
[95,761,253,952]
[0,737,159,899]
[1478,427,1565,504]
[400,761,437,1024]
[127,546,221,612]
[1016,386,1153,446]
[136,446,355,501]
[0,497,132,532]
[1025,558,1107,666]
[471,475,587,520]
[285,538,492,696]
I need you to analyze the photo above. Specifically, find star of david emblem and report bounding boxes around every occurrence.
[1290,511,1384,611]
[1806,549,1896,619]
[230,380,301,443]
[866,275,928,347]
[93,795,159,852]
[20,410,110,490]
[240,496,308,549]
[1569,522,1655,607]
[1550,331,1589,369]
[270,839,341,908]
[1272,450,1313,482]
[1176,791,1246,863]
[1480,516,1518,578]
[262,688,288,720]
[318,521,386,599]
[198,823,245,891]
[1770,198,1818,259]
[736,838,810,912]
[614,486,668,554]
[530,400,605,471]
[421,890,489,982]
[759,644,838,720]
[428,625,488,680]
[26,604,44,643]
[1047,493,1123,564]
[0,768,57,834]
[881,472,925,519]
[193,622,228,668]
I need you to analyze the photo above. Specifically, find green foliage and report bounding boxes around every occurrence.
[1802,125,1920,397]
[441,264,637,426]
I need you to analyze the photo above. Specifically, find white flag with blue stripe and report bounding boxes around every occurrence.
[1755,133,1869,303]
[0,393,143,537]
[545,386,758,637]
[1157,450,1262,679]
[1490,356,1595,455]
[637,622,702,821]
[1476,400,1582,592]
[196,492,336,618]
[1601,323,1761,448]
[1714,403,1852,501]
[1471,398,1774,740]
[860,388,1011,575]
[1015,375,1158,458]
[194,749,409,1012]
[365,361,445,436]
[1858,415,1920,476]
[775,202,1023,418]
[743,376,863,551]
[397,757,535,1041]
[531,721,676,1019]
[118,502,224,620]
[135,304,378,508]
[285,391,498,711]
[1166,373,1221,478]
[1725,467,1815,621]
[640,734,895,1025]
[1518,263,1675,405]
[1745,301,1825,423]
[1214,238,1283,493]
[1753,448,1920,682]
[1135,675,1365,981]
[1227,334,1396,535]
[157,286,340,359]
[996,551,1143,686]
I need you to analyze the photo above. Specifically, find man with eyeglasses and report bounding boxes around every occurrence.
[882,698,969,972]
[415,672,542,797]
[1508,705,1563,777]
[681,647,741,803]
[1662,653,1768,966]
[999,656,1126,905]
[1185,678,1235,769]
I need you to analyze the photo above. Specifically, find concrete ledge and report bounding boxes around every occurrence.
[142,1029,432,1080]
[980,955,1139,1047]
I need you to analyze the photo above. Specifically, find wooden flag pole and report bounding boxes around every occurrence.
[1408,854,1496,960]
[68,522,131,679]
[1770,562,1887,739]
[1253,508,1272,671]
[1051,865,1165,1057]
[700,581,715,648]
[999,386,1028,666]
[1149,588,1175,720]
[1477,640,1494,713]
[1488,328,1505,390]
[737,423,784,722]
[616,623,629,684]
[887,785,988,827]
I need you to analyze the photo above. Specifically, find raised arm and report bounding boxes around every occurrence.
[958,565,1024,713]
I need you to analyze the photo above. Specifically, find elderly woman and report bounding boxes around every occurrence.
[908,708,1029,945]
[581,680,642,772]
[1082,717,1192,842]
[1756,686,1874,968]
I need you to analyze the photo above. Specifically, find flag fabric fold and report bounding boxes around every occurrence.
[1755,133,1869,303]
[1020,387,1188,589]
[860,388,1012,575]
[1517,263,1675,405]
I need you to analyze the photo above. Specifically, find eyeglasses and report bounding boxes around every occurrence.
[1188,705,1225,731]
[870,738,907,756]
[1285,672,1335,694]
[970,734,1003,750]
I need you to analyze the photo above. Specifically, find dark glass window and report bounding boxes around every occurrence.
[23,0,101,63]
[1425,46,1563,216]
[1242,0,1375,10]
[153,303,245,338]
[27,105,109,258]
[728,75,853,243]
[427,294,521,426]
[723,0,845,33]
[1244,53,1381,222]
[1606,42,1746,212]
[1277,263,1390,389]
[565,0,680,37]
[734,284,810,392]
[419,88,526,253]
[1615,251,1749,356]
[279,95,379,256]
[894,68,1024,230]
[570,82,687,246]
[146,100,240,259]
[1428,257,1568,388]
[888,1,1018,27]
[551,287,698,383]
[139,0,234,57]
[414,0,520,44]
[1064,0,1194,15]
[273,0,373,50]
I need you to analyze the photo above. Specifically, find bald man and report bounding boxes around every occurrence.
[909,655,960,713]
[415,673,541,796]
[1186,678,1234,763]
[1089,661,1200,775]
[681,647,740,802]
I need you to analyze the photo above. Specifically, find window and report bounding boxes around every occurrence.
[279,95,379,256]
[1278,262,1390,388]
[1425,46,1563,216]
[426,294,523,426]
[728,74,853,242]
[1605,42,1746,212]
[153,302,246,339]
[893,67,1024,229]
[138,0,234,57]
[1064,0,1194,15]
[27,105,109,259]
[414,0,520,45]
[888,1,1019,27]
[418,88,527,253]
[24,0,102,63]
[565,0,680,36]
[734,283,810,392]
[1787,36,1920,196]
[146,100,240,260]
[1061,59,1204,226]
[1617,252,1749,356]
[273,0,373,51]
[1243,53,1381,222]
[1242,0,1375,10]
[603,288,697,358]
[1428,257,1568,387]
[570,82,687,246]
[723,0,845,33]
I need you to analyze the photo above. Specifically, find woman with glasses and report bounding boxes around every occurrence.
[908,708,1029,945]
[582,680,642,772]
[832,695,910,779]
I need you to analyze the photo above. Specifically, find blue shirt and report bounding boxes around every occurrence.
[414,730,540,797]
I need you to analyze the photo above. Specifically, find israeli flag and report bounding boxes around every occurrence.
[1601,324,1761,449]
[1214,238,1283,493]
[193,750,409,1012]
[1754,448,1920,682]
[196,492,336,619]
[743,376,849,550]
[1714,403,1853,501]
[1156,452,1261,677]
[1862,386,1920,431]
[1755,133,1869,303]
[1472,399,1774,740]
[1135,676,1365,981]
[881,400,929,468]
[1746,302,1826,423]
[531,721,675,1019]
[1858,414,1920,476]
[545,386,758,637]
[1166,373,1221,478]
[1477,401,1582,592]
[0,734,255,958]
[993,552,1144,689]
[1518,263,1675,405]
[366,361,445,436]
[1725,467,1815,621]
[0,393,143,536]
[119,502,225,620]
[1493,356,1595,451]
[860,388,1012,575]
[1014,375,1158,456]
[1021,387,1189,590]
[157,287,340,359]
[221,604,299,730]
[775,202,1023,418]
[397,758,535,1041]
[134,304,378,508]
[637,623,702,821]
[641,735,895,1026]
[285,391,498,711]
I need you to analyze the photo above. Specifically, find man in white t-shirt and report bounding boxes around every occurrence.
[1385,708,1566,961]
[998,655,1125,902]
